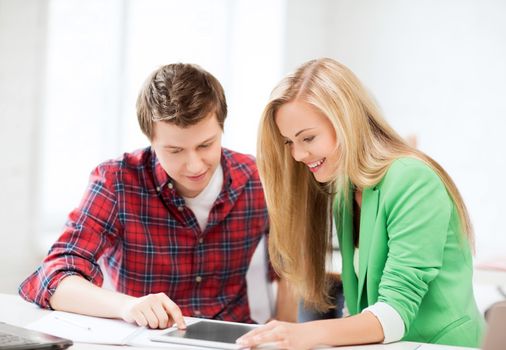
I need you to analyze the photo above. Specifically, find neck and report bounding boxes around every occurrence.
[354,189,362,208]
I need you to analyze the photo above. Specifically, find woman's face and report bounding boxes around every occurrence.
[275,100,340,183]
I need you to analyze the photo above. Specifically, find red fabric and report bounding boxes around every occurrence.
[19,147,274,323]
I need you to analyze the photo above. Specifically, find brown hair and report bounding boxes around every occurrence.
[258,58,474,312]
[136,63,227,139]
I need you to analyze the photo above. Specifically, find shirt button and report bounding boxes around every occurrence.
[168,182,173,189]
[177,206,184,211]
[195,276,202,283]
[194,310,201,316]
[198,238,204,244]
[156,186,161,192]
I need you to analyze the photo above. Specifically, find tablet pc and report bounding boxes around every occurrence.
[150,319,256,349]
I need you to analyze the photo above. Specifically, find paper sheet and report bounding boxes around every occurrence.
[26,310,144,345]
[27,311,207,348]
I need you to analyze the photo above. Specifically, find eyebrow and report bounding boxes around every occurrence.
[295,128,315,137]
[163,135,217,149]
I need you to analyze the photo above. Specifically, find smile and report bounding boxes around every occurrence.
[187,171,207,181]
[307,158,326,172]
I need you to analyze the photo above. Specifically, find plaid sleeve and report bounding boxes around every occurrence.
[18,164,121,309]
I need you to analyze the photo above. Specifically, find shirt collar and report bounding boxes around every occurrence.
[151,148,172,191]
[217,148,253,204]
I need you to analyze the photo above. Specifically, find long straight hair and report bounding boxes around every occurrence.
[257,58,474,311]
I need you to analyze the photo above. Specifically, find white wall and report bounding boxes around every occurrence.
[0,0,49,291]
[284,0,506,260]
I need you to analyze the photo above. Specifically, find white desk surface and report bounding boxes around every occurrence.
[0,293,477,350]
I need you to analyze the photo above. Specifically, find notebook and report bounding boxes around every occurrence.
[0,321,72,350]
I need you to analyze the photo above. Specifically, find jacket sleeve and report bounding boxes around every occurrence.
[377,159,453,332]
[18,164,121,309]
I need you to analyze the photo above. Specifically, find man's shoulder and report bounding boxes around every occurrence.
[223,148,256,164]
[222,148,258,174]
[94,147,152,177]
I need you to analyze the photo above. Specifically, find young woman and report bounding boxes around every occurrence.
[237,58,485,349]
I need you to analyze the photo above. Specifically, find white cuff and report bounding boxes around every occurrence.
[362,302,405,343]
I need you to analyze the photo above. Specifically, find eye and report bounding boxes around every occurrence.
[303,136,315,143]
[169,148,183,154]
[198,143,211,149]
[283,139,293,145]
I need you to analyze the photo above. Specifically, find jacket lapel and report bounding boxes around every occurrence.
[356,186,379,308]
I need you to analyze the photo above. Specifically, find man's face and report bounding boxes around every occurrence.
[151,113,223,198]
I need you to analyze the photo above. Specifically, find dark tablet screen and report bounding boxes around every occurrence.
[163,320,255,344]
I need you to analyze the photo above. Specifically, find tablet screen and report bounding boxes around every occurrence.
[161,320,255,344]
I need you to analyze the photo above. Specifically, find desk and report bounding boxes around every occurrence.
[0,293,476,350]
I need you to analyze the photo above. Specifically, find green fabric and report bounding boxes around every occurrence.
[334,158,485,347]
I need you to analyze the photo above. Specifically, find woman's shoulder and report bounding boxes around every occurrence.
[379,157,452,213]
[380,157,443,189]
[389,156,430,171]
[386,157,435,177]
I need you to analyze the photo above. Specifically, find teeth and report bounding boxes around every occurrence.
[308,159,324,168]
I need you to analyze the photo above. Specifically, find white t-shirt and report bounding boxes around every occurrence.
[183,164,223,231]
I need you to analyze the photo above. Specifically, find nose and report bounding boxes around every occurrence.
[291,144,309,162]
[186,151,205,173]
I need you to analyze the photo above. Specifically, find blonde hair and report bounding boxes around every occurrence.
[257,58,474,311]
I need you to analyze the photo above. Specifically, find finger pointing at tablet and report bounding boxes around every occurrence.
[161,294,187,329]
[120,292,186,329]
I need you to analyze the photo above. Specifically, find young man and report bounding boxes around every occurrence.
[19,63,294,329]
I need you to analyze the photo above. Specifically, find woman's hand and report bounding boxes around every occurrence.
[236,320,315,350]
[119,292,186,329]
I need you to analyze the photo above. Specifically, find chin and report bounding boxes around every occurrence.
[313,175,325,183]
[313,173,331,183]
[188,184,205,193]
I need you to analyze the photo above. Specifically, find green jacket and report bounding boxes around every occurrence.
[335,158,485,347]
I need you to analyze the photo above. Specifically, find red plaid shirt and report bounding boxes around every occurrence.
[19,147,270,323]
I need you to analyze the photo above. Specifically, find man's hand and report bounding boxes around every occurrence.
[119,292,186,329]
[50,276,186,329]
